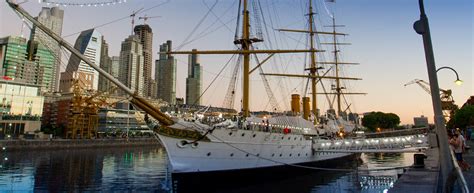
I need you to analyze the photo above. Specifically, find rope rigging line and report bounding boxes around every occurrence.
[63,0,170,38]
[12,11,91,90]
[191,54,237,106]
[203,0,236,34]
[234,0,242,41]
[174,0,218,51]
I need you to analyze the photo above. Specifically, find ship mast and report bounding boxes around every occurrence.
[332,17,342,116]
[319,16,366,118]
[164,0,324,118]
[308,0,318,123]
[241,0,251,117]
[270,0,365,122]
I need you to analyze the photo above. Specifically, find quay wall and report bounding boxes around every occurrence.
[0,138,161,151]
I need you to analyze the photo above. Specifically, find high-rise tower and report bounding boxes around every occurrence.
[0,36,54,92]
[133,25,153,98]
[186,49,202,105]
[119,35,145,96]
[155,40,176,104]
[98,36,112,92]
[59,29,102,92]
[30,7,64,92]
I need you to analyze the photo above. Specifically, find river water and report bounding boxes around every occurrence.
[0,145,414,193]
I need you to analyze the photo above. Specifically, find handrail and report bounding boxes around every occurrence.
[448,149,470,193]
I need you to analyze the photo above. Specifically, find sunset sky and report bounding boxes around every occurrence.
[1,0,472,124]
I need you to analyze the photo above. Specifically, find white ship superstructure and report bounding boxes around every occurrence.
[157,117,351,173]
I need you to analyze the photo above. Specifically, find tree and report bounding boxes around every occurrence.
[362,111,401,132]
[451,105,474,129]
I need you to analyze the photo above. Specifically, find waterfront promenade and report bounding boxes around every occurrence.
[464,139,473,191]
[0,138,160,151]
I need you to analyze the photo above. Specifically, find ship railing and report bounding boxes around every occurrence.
[312,134,429,153]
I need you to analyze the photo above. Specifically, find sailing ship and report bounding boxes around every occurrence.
[6,0,362,184]
[154,0,364,175]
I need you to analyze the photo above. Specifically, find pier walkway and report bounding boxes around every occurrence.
[463,139,473,191]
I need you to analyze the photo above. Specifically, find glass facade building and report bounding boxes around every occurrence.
[155,40,176,104]
[0,36,54,93]
[0,80,44,137]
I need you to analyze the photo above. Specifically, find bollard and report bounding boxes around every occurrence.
[413,153,427,168]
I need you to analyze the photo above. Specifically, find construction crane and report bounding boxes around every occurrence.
[67,81,119,139]
[138,14,161,25]
[129,8,144,34]
[404,79,458,116]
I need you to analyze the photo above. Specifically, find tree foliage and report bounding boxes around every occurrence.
[450,105,474,129]
[362,111,401,132]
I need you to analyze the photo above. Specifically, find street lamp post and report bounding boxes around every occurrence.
[414,0,453,191]
[436,66,463,86]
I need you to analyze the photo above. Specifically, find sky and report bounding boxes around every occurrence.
[0,0,472,124]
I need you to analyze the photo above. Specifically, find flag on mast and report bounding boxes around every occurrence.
[326,0,335,2]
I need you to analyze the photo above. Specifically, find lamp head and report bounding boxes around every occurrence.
[455,79,463,86]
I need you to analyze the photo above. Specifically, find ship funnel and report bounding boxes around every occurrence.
[291,94,300,115]
[302,97,310,120]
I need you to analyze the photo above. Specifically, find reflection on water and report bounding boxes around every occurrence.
[0,146,413,193]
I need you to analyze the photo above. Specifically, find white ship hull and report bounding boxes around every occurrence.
[157,127,351,173]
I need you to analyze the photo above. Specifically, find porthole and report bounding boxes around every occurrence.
[177,140,188,148]
[306,153,308,156]
[279,154,282,157]
[241,133,245,137]
[230,153,234,157]
[289,154,292,157]
[252,134,256,138]
[256,154,260,157]
[246,154,249,157]
[281,136,284,140]
[300,137,303,141]
[191,142,199,148]
[229,132,233,136]
[298,153,300,157]
[207,152,211,156]
[288,137,291,140]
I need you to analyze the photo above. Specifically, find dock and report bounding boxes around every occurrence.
[391,147,439,192]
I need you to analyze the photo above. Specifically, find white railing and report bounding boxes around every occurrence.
[313,134,429,153]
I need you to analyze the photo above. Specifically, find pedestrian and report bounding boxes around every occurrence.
[450,133,471,171]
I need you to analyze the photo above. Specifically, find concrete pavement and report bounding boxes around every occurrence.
[463,138,473,191]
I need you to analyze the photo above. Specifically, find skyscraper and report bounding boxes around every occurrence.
[30,7,64,92]
[59,29,102,92]
[186,49,202,105]
[118,35,144,96]
[155,40,176,104]
[0,36,54,92]
[98,36,112,92]
[133,25,153,98]
[110,56,120,77]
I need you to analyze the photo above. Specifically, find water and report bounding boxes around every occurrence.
[0,146,414,193]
